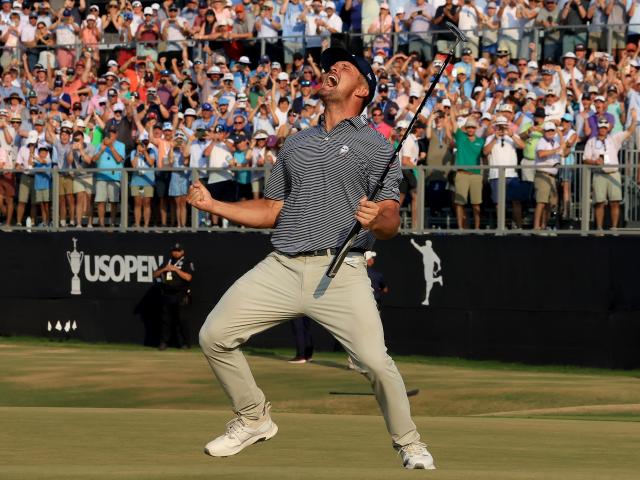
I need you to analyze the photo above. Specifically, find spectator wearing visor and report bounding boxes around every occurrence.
[583,112,637,230]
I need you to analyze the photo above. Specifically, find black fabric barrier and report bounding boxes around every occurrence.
[1,232,639,368]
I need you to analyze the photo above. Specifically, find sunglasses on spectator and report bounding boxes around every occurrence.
[372,112,382,116]
[11,120,21,124]
[61,129,71,134]
[518,62,527,66]
[234,120,244,124]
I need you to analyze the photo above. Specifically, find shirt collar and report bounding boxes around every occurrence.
[319,114,369,132]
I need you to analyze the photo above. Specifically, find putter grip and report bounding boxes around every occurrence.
[445,21,467,43]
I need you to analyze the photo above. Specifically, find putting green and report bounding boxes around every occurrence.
[0,339,639,479]
[1,406,639,480]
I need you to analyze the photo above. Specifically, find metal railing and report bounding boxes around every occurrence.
[1,160,640,235]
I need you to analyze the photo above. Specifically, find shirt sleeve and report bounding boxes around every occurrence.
[264,141,291,200]
[583,137,595,160]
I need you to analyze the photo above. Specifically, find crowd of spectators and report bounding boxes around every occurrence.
[0,0,638,231]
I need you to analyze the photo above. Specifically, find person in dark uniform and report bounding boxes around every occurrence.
[365,251,388,309]
[153,243,194,350]
[288,317,314,364]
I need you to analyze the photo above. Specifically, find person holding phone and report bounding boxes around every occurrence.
[130,134,157,229]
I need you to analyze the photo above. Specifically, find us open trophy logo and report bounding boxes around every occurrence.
[67,237,84,295]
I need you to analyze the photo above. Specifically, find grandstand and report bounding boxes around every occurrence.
[0,0,638,233]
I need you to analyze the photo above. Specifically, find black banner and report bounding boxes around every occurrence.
[2,232,639,368]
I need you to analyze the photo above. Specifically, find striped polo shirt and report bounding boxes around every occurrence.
[265,115,402,254]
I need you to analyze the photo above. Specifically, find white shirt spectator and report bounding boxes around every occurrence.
[485,133,519,179]
[535,135,561,175]
[458,5,479,36]
[208,142,234,183]
[500,5,521,40]
[583,132,627,171]
[400,133,419,166]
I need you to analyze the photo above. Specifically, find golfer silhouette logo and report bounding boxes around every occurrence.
[410,239,443,306]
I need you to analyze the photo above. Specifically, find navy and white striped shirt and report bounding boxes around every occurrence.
[265,115,402,254]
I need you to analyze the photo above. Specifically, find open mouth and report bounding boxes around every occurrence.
[324,72,340,88]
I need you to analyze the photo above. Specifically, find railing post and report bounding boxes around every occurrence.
[51,169,59,231]
[580,165,591,234]
[120,170,128,232]
[606,26,613,56]
[416,166,425,232]
[191,168,199,231]
[497,166,506,234]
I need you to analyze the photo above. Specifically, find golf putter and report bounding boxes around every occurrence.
[326,22,467,278]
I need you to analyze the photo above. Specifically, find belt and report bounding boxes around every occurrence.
[277,247,367,257]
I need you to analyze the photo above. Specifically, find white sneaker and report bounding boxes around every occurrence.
[398,442,436,470]
[204,403,278,457]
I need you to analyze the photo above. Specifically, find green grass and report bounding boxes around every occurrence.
[0,338,639,479]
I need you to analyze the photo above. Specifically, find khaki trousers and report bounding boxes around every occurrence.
[199,251,420,448]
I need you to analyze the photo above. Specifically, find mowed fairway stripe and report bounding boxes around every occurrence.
[0,407,638,480]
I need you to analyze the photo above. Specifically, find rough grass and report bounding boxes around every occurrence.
[0,338,639,479]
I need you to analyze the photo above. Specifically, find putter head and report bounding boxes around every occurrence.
[445,22,467,43]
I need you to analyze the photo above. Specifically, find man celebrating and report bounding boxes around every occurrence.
[583,112,637,230]
[188,48,435,470]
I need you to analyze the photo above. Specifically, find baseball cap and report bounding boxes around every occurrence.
[498,104,513,112]
[75,119,86,128]
[563,52,577,59]
[231,133,248,144]
[238,56,251,65]
[162,122,173,131]
[594,95,606,102]
[487,1,497,6]
[442,98,452,107]
[143,6,153,15]
[465,118,478,128]
[234,3,244,12]
[271,61,282,70]
[545,88,557,96]
[379,2,389,9]
[461,47,472,56]
[607,85,618,93]
[277,72,289,81]
[171,243,184,251]
[207,66,221,75]
[202,102,213,111]
[495,115,508,126]
[213,124,225,133]
[184,108,197,116]
[543,121,556,131]
[373,55,385,65]
[597,118,610,128]
[113,102,125,112]
[395,119,410,129]
[254,130,268,140]
[533,107,546,118]
[222,73,234,81]
[320,47,377,108]
[218,98,230,106]
[527,60,539,69]
[61,120,74,129]
[561,113,574,122]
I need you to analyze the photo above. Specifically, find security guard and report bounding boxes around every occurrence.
[153,243,194,350]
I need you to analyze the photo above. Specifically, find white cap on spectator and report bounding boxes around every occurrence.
[527,60,538,69]
[184,108,197,116]
[223,73,234,81]
[563,52,577,59]
[215,55,227,64]
[75,119,85,128]
[396,119,410,129]
[89,4,99,10]
[595,95,606,102]
[409,87,422,97]
[61,120,73,129]
[543,121,557,131]
[364,251,377,260]
[238,56,251,65]
[526,91,537,100]
[481,112,492,121]
[12,1,20,8]
[473,86,482,94]
[113,102,125,112]
[396,7,404,14]
[143,6,153,15]
[237,92,248,100]
[254,131,269,140]
[487,1,497,7]
[379,2,389,9]
[498,104,513,112]
[597,117,610,128]
[495,115,508,125]
[442,98,451,107]
[325,1,336,9]
[271,61,282,69]
[475,58,489,69]
[277,72,289,81]
[373,55,384,65]
[107,60,118,67]
[207,66,221,75]
[86,14,96,21]
[132,1,142,6]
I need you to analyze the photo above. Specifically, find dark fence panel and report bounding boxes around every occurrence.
[1,232,639,368]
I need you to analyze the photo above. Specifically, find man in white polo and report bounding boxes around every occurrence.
[583,112,637,230]
[534,121,564,230]
[483,115,525,228]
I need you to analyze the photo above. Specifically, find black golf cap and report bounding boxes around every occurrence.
[320,47,377,109]
[171,243,184,251]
